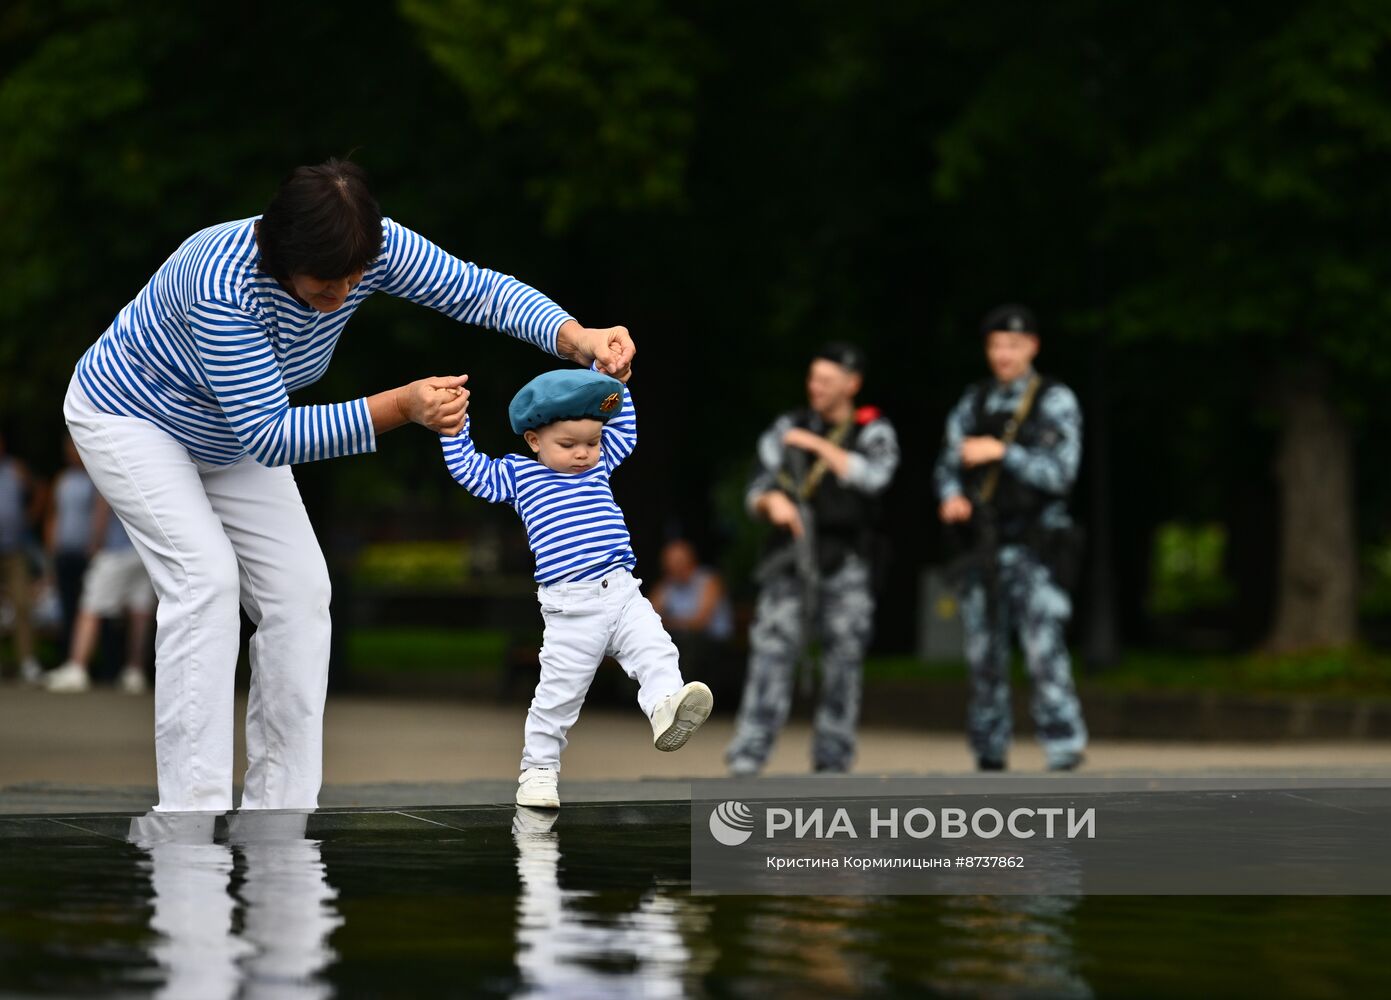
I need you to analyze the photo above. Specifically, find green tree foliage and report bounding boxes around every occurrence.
[7,2,1391,652]
[399,0,700,232]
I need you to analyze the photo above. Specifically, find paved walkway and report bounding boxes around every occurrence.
[1,687,1388,812]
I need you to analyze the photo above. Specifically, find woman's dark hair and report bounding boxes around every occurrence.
[256,158,383,281]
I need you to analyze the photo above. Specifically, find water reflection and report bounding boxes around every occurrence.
[926,843,1089,998]
[127,810,342,999]
[511,806,695,998]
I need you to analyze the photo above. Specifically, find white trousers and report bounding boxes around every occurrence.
[64,378,332,812]
[525,569,684,771]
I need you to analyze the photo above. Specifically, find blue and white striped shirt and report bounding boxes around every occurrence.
[74,217,572,466]
[440,383,637,584]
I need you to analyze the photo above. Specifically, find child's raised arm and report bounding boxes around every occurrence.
[600,381,636,471]
[441,416,517,504]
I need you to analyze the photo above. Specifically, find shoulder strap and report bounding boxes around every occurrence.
[978,374,1043,504]
[798,416,856,500]
[776,414,856,501]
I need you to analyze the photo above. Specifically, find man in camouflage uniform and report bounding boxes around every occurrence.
[727,343,900,775]
[935,305,1088,771]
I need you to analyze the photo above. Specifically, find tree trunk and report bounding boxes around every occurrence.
[1265,374,1357,652]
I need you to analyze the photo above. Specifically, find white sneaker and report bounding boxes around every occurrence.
[650,681,714,752]
[45,661,91,693]
[19,657,44,685]
[118,665,147,694]
[516,767,560,809]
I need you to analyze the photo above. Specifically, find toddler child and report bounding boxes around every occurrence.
[441,367,713,807]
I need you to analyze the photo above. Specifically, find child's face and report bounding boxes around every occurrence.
[525,419,604,473]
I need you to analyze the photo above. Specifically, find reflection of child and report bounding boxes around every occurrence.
[440,368,712,808]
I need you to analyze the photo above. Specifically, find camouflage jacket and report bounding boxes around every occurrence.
[933,372,1082,530]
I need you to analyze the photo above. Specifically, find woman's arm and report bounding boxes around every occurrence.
[191,298,468,464]
[377,220,634,376]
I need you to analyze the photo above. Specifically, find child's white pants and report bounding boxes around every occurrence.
[65,378,332,812]
[524,569,683,771]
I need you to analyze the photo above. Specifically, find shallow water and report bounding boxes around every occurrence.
[0,804,1387,998]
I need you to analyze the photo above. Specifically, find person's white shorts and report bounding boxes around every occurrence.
[80,549,156,617]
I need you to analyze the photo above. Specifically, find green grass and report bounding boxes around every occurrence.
[346,627,511,674]
[1087,648,1391,697]
[886,648,1391,697]
[344,627,1391,697]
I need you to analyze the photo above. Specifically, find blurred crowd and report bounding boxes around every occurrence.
[0,430,154,693]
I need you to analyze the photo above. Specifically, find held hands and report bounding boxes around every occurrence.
[758,491,805,539]
[939,495,973,524]
[960,436,1006,468]
[558,320,635,382]
[399,375,470,436]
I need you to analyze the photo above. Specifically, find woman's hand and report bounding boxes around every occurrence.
[367,375,469,435]
[557,320,635,381]
[398,375,470,435]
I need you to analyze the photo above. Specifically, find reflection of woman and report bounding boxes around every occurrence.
[129,810,340,1000]
[67,159,634,812]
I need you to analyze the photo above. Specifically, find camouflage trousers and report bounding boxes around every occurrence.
[959,546,1087,767]
[726,555,875,773]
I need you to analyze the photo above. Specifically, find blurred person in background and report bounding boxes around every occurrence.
[726,343,900,775]
[44,495,155,694]
[935,305,1088,772]
[63,157,635,813]
[0,430,44,684]
[651,539,733,641]
[44,433,97,658]
[651,538,734,686]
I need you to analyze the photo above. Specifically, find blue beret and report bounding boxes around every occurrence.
[508,368,625,435]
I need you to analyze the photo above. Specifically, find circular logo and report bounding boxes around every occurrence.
[708,800,754,846]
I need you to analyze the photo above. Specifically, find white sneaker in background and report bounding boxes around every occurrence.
[727,755,761,778]
[650,681,714,752]
[118,665,147,694]
[19,657,44,685]
[44,661,91,693]
[516,767,560,809]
